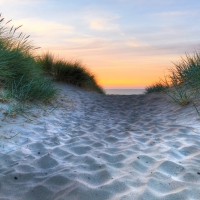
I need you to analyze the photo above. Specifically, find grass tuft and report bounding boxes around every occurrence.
[0,15,57,106]
[145,82,168,94]
[147,51,200,115]
[0,14,105,118]
[37,52,105,94]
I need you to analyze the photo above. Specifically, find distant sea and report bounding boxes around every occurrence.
[105,89,145,95]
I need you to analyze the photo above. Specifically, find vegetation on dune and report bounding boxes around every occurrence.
[145,83,168,94]
[145,51,200,115]
[0,15,57,104]
[0,15,104,116]
[37,52,105,94]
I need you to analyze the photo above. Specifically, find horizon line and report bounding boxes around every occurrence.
[104,87,145,89]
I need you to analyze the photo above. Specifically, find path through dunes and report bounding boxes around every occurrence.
[0,84,200,200]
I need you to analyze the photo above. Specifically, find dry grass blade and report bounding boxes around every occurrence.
[0,14,57,106]
[6,19,12,24]
[13,25,22,33]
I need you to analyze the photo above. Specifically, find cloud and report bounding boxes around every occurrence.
[83,7,120,31]
[89,18,119,31]
[152,11,195,18]
[12,18,74,37]
[47,35,114,52]
[0,0,11,5]
[125,38,149,48]
[0,0,42,5]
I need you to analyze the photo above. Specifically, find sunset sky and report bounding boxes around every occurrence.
[1,0,200,88]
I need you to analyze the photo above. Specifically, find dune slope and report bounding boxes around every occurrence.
[0,84,200,200]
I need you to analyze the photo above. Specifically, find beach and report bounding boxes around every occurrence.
[0,83,200,200]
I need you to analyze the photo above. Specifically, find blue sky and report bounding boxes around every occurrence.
[1,0,200,87]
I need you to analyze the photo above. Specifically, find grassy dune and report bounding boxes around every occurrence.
[0,15,104,113]
[37,52,104,94]
[145,52,200,114]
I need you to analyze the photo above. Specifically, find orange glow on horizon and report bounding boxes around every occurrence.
[38,46,182,89]
[85,60,175,89]
[3,2,199,90]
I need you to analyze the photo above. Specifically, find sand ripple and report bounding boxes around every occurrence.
[0,84,200,199]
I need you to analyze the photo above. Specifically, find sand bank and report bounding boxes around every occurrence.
[0,84,200,200]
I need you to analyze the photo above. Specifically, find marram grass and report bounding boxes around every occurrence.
[146,51,200,115]
[37,52,105,94]
[0,15,57,104]
[0,13,105,113]
[145,82,168,94]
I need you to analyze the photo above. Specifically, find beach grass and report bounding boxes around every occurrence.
[37,52,105,94]
[0,14,104,115]
[146,51,200,114]
[0,16,57,104]
[145,82,168,94]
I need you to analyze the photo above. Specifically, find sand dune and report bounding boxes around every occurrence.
[0,84,200,200]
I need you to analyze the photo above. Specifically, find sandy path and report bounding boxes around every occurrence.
[0,84,200,200]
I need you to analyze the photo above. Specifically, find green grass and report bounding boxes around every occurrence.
[0,14,105,117]
[146,51,200,115]
[145,82,168,94]
[37,52,105,94]
[0,16,57,104]
[162,71,191,106]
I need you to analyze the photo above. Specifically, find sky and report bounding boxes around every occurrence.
[1,0,200,88]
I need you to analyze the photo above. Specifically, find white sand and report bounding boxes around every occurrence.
[0,84,200,200]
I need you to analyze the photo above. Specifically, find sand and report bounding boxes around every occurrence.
[0,83,200,200]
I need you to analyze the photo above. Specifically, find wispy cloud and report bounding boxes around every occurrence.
[0,0,42,5]
[83,7,120,31]
[65,36,113,49]
[125,38,149,48]
[89,17,119,31]
[12,18,74,37]
[152,11,195,17]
